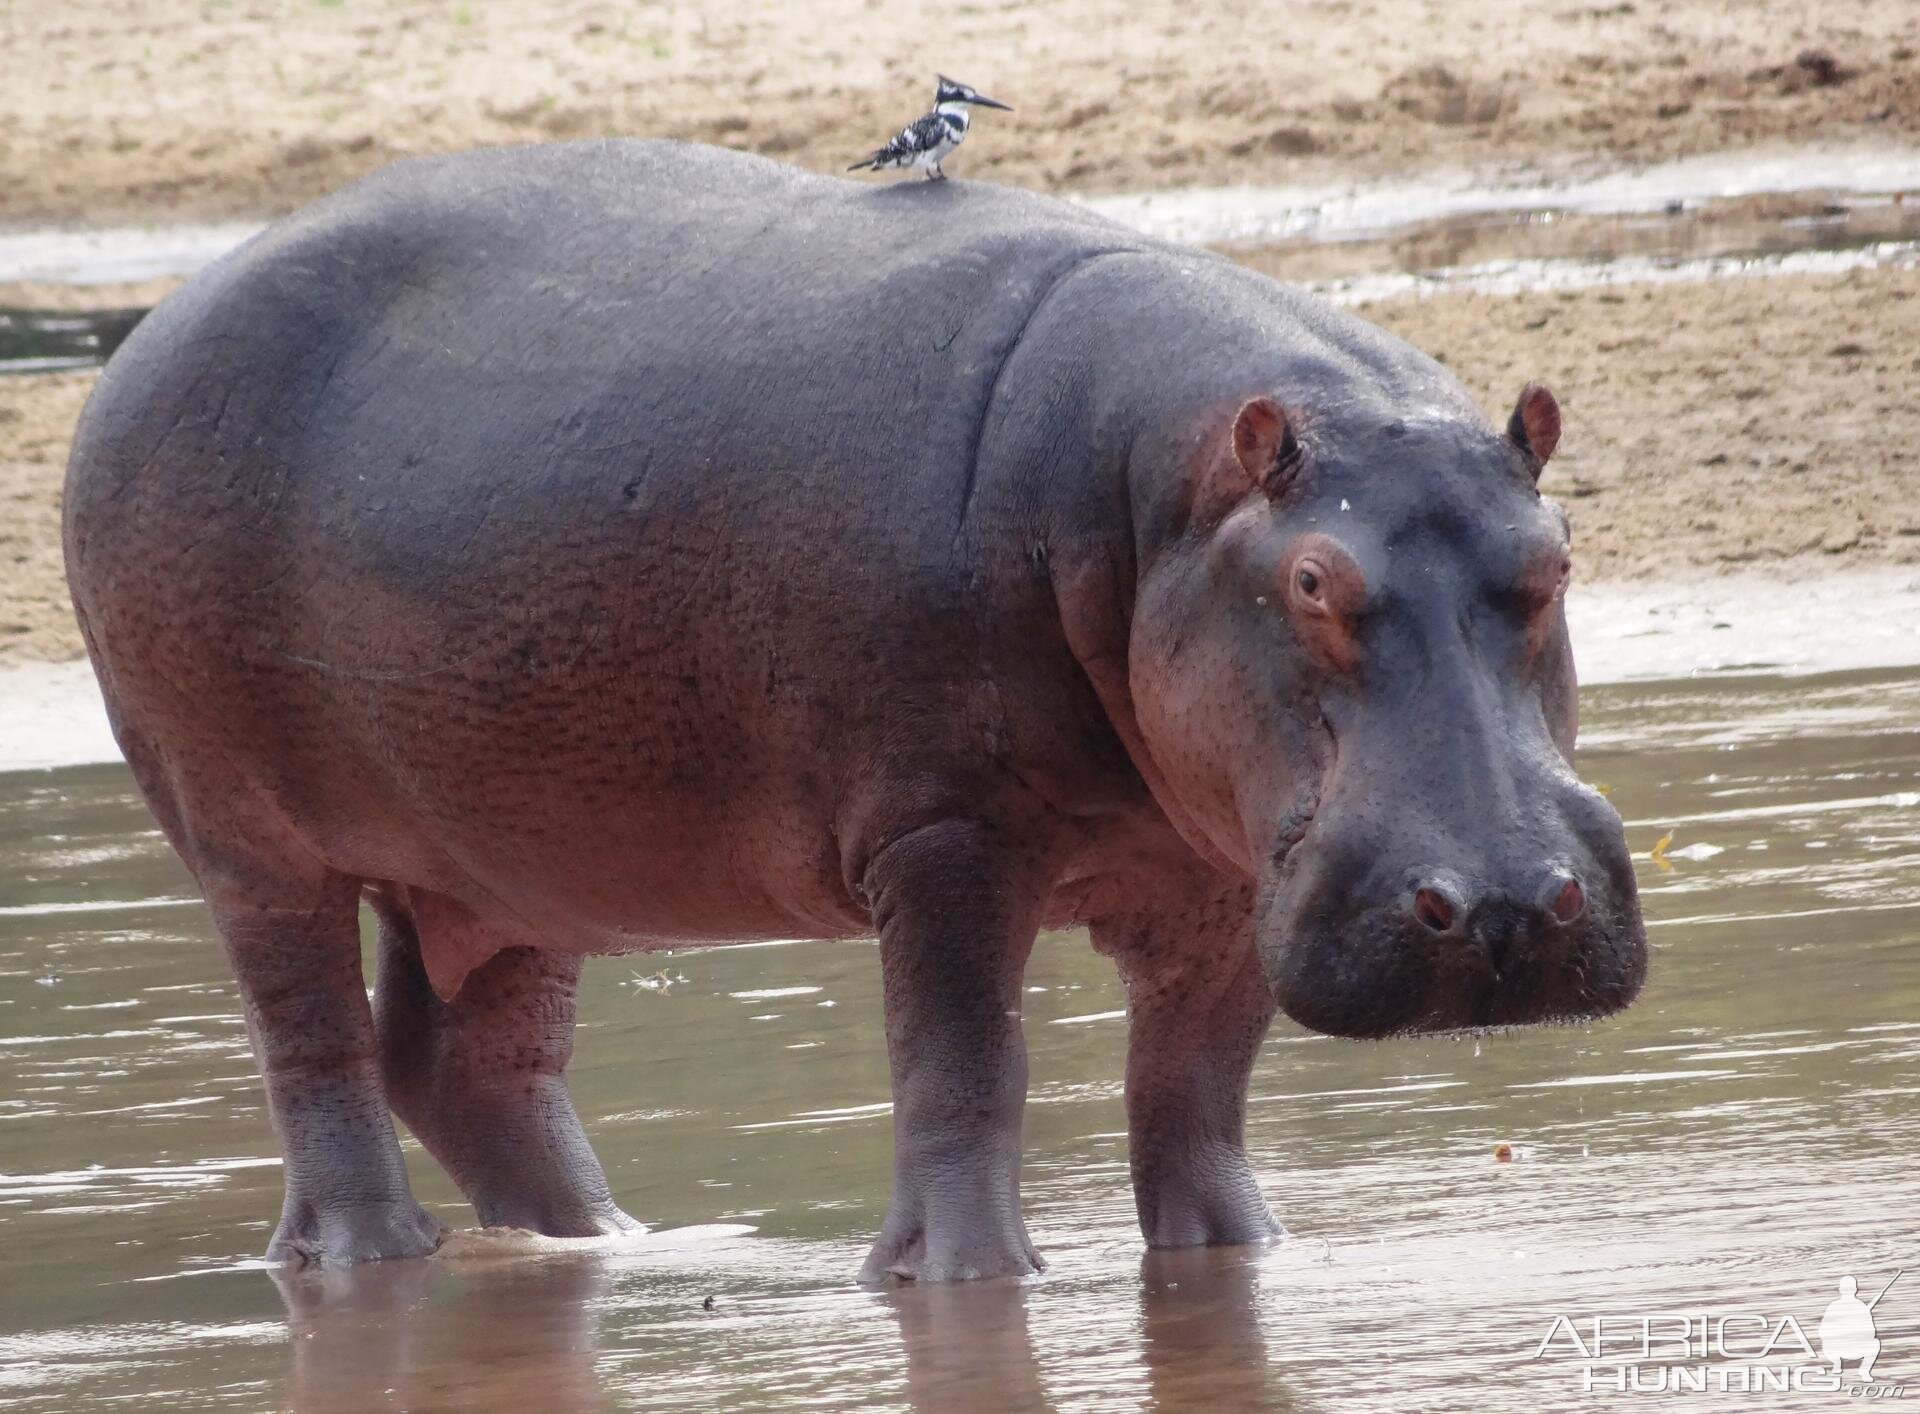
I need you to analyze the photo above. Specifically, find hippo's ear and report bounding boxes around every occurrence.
[1232,397,1303,497]
[1507,383,1561,475]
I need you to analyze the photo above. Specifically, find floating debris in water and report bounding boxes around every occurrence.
[1666,841,1725,861]
[1494,1141,1514,1162]
[34,974,60,987]
[623,969,680,993]
[1649,829,1675,871]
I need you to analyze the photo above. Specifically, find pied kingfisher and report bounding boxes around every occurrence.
[848,75,1012,181]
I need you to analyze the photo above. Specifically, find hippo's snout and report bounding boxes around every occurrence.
[1258,782,1647,1039]
[1407,861,1585,946]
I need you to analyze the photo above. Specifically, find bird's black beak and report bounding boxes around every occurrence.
[968,95,1013,111]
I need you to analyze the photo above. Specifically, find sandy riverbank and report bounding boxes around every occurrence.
[2,0,1917,226]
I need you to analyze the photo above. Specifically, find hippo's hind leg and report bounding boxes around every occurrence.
[372,897,639,1238]
[213,883,445,1265]
[859,819,1050,1283]
[1094,876,1282,1249]
[108,716,441,1265]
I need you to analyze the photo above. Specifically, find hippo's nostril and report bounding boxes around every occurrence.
[1540,871,1586,925]
[1412,884,1459,935]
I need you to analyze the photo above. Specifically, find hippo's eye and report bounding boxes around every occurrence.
[1291,560,1335,618]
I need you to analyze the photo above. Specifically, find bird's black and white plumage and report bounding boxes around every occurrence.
[848,75,1012,181]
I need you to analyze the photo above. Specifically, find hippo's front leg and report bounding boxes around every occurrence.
[1095,878,1282,1249]
[858,819,1050,1283]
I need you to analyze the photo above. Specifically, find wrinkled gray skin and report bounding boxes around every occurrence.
[64,141,1646,1281]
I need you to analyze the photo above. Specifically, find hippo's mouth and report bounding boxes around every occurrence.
[1270,800,1317,860]
[1265,724,1331,868]
[1260,744,1328,922]
[1255,824,1646,1039]
[1259,882,1647,1040]
[1247,703,1647,1039]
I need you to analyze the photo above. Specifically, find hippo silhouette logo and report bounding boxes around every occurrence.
[1821,1271,1901,1382]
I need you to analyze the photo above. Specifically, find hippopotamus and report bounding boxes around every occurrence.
[63,140,1646,1280]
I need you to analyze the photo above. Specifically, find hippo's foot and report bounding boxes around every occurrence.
[1137,1149,1284,1250]
[860,1191,1044,1283]
[391,1071,642,1242]
[374,920,638,1242]
[472,1189,644,1240]
[859,1212,1046,1284]
[267,1196,446,1267]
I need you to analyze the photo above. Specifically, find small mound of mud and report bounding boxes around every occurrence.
[436,1221,759,1263]
[1384,64,1512,126]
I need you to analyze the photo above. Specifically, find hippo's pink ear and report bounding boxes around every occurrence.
[1507,383,1561,474]
[1232,397,1303,496]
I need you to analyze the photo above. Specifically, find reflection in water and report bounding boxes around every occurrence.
[260,1244,1292,1414]
[1137,1249,1293,1413]
[2,666,1919,1411]
[272,1258,610,1414]
[875,1248,1295,1412]
[0,307,146,377]
[882,1280,1048,1413]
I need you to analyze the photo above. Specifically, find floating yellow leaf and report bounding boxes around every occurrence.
[1650,829,1674,872]
[1590,782,1614,798]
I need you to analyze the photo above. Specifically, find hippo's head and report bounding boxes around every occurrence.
[1125,384,1646,1037]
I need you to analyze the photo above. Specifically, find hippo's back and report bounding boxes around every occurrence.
[61,141,1175,931]
[64,140,1163,714]
[65,139,1158,578]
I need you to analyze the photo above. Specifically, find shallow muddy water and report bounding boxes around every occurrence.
[2,666,1918,1410]
[0,308,145,378]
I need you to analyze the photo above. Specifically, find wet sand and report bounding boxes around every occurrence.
[1357,262,1920,579]
[0,373,89,667]
[2,0,1917,226]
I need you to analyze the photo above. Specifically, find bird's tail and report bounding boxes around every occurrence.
[847,151,887,171]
